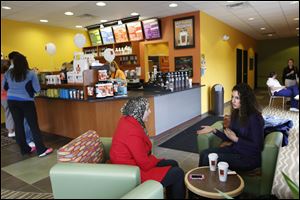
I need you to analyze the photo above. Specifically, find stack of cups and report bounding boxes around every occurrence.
[208,153,218,171]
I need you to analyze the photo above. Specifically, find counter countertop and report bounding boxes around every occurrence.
[36,84,205,102]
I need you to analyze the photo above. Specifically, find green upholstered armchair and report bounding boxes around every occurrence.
[50,137,164,199]
[197,121,283,197]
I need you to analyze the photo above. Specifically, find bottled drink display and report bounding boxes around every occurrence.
[146,71,191,92]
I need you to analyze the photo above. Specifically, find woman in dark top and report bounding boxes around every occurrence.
[282,58,299,87]
[197,83,264,171]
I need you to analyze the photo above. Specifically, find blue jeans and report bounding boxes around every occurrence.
[274,85,299,108]
[24,119,34,144]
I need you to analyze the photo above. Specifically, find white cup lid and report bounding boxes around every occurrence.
[218,161,229,168]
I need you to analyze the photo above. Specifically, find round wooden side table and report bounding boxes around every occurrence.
[185,166,244,199]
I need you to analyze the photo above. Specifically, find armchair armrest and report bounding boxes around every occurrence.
[121,180,164,199]
[197,121,223,154]
[50,162,140,199]
[100,137,112,161]
[260,131,283,195]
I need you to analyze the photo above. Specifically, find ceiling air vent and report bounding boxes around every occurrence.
[77,14,96,20]
[226,2,249,9]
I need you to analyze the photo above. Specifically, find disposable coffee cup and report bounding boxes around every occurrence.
[218,162,229,182]
[208,153,218,171]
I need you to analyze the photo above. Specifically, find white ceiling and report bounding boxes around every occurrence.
[1,1,299,40]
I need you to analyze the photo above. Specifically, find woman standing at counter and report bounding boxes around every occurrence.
[3,53,53,157]
[110,97,185,199]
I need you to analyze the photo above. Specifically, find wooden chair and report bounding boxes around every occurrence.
[268,87,286,110]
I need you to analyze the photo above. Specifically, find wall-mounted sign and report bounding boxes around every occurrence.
[112,24,129,43]
[175,56,193,77]
[126,21,144,41]
[88,28,102,46]
[100,27,115,44]
[173,16,195,49]
[142,18,161,40]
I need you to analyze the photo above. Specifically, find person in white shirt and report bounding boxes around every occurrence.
[266,72,299,112]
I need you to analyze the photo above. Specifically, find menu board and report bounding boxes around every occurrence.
[88,28,102,46]
[142,18,161,40]
[126,21,144,41]
[100,27,115,44]
[112,24,129,43]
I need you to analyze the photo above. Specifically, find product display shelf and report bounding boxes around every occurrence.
[40,69,98,100]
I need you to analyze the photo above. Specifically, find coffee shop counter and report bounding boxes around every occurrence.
[35,84,204,138]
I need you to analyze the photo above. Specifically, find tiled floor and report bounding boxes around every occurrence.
[1,130,71,193]
[0,88,286,196]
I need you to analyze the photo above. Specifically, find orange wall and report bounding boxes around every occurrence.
[140,11,201,83]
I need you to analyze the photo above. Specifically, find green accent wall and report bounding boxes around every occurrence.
[257,37,299,88]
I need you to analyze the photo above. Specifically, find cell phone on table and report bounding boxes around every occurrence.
[189,173,205,180]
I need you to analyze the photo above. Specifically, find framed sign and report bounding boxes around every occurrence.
[88,28,102,46]
[173,16,195,49]
[100,27,115,45]
[175,56,193,77]
[127,21,144,41]
[112,24,129,43]
[142,18,161,40]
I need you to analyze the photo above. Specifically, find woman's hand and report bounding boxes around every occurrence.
[197,126,215,135]
[224,128,239,142]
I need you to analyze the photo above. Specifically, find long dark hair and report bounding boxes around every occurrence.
[231,83,261,126]
[10,53,30,82]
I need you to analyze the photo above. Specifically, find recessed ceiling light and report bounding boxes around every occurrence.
[294,18,299,21]
[2,6,11,10]
[64,11,74,16]
[96,2,106,6]
[131,12,139,16]
[40,19,48,23]
[290,1,299,5]
[296,27,299,30]
[260,27,266,30]
[75,25,82,28]
[169,3,178,8]
[248,17,254,21]
[267,33,273,37]
[100,19,108,23]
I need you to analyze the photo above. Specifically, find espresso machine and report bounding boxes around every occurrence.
[126,68,142,89]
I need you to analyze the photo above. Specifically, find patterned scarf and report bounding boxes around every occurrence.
[121,97,149,135]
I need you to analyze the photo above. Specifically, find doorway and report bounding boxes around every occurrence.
[236,49,243,84]
[243,50,248,83]
[255,53,258,89]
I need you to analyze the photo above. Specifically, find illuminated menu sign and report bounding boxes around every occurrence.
[126,21,144,41]
[112,24,129,43]
[100,27,115,44]
[142,18,161,40]
[88,28,102,46]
